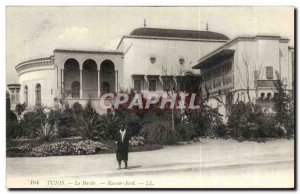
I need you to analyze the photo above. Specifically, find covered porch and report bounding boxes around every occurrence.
[53,49,123,113]
[62,58,118,99]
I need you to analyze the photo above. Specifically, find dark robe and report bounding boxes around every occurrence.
[115,130,130,161]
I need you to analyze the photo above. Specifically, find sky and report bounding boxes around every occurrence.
[6,6,294,84]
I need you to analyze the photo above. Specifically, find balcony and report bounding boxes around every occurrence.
[63,90,99,99]
[62,90,115,114]
[254,80,277,88]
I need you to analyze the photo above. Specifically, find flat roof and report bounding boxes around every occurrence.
[54,48,123,55]
[7,84,20,87]
[193,35,290,69]
[116,35,228,50]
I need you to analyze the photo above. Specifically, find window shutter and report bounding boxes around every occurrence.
[266,66,273,80]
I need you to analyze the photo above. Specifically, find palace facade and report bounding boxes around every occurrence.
[11,27,294,114]
[14,27,229,112]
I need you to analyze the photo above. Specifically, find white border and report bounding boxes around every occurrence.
[1,1,298,194]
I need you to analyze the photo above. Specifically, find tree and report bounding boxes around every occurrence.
[71,100,100,139]
[235,54,263,104]
[6,92,19,138]
[161,62,202,131]
[15,103,27,120]
[20,105,47,137]
[274,72,294,137]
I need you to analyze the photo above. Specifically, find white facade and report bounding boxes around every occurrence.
[16,57,56,108]
[116,29,228,94]
[14,27,230,111]
[16,50,123,112]
[193,35,295,117]
[13,27,294,114]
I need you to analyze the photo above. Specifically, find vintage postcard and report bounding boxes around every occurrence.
[6,6,295,189]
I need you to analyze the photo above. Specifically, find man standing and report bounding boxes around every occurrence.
[115,124,130,170]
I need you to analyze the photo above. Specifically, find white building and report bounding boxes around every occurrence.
[116,27,229,95]
[193,35,295,115]
[14,27,230,112]
[13,27,294,114]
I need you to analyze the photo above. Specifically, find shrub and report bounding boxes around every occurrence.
[129,136,145,146]
[227,101,284,140]
[19,105,47,138]
[256,114,284,138]
[35,123,56,141]
[175,117,196,141]
[30,140,109,157]
[15,103,26,119]
[181,104,226,138]
[227,101,256,139]
[48,105,76,138]
[7,120,23,139]
[273,73,294,137]
[6,92,20,139]
[71,100,100,139]
[7,143,32,153]
[97,112,121,140]
[72,140,109,155]
[31,142,72,157]
[96,108,143,141]
[143,119,177,145]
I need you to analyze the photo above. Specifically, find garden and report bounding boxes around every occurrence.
[6,76,294,158]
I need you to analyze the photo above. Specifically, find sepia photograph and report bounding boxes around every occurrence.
[5,6,295,189]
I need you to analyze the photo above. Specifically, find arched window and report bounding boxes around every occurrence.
[24,85,28,105]
[71,81,80,98]
[35,84,41,106]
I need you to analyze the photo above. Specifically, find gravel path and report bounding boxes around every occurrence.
[6,138,294,188]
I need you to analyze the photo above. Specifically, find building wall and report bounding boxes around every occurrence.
[288,48,295,88]
[200,36,293,121]
[19,69,56,108]
[234,38,292,92]
[119,37,226,91]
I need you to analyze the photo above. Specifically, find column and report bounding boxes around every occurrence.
[61,69,64,91]
[80,68,83,98]
[115,70,118,93]
[97,68,100,97]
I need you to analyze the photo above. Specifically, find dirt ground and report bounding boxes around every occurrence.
[6,138,294,188]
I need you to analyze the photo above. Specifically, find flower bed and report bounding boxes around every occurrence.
[6,143,32,153]
[129,136,145,146]
[30,140,109,157]
[7,138,163,157]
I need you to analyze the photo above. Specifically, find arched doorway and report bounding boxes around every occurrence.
[100,60,115,95]
[82,59,97,98]
[64,58,80,98]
